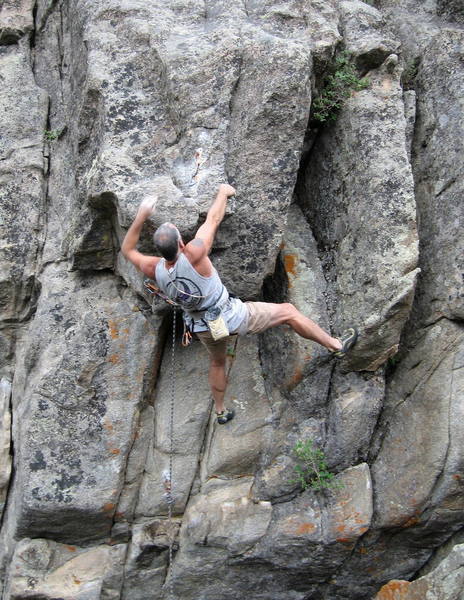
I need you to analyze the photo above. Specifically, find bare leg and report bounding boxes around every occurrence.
[209,356,227,413]
[259,303,342,352]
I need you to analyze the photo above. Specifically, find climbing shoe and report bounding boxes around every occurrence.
[333,326,359,358]
[216,408,235,424]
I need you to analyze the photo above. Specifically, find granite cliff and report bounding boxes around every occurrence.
[0,0,463,598]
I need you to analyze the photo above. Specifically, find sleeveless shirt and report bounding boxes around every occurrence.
[154,253,248,333]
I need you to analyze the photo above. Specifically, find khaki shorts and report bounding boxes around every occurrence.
[196,301,276,360]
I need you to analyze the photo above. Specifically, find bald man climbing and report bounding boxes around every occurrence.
[122,184,358,424]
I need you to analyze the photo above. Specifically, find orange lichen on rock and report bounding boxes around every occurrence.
[374,580,410,599]
[401,515,420,528]
[108,354,119,364]
[108,319,119,339]
[287,365,303,388]
[283,252,298,283]
[103,502,115,513]
[296,522,317,535]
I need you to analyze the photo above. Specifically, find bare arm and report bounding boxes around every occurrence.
[121,197,160,278]
[186,184,236,260]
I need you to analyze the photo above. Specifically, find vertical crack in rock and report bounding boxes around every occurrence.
[0,379,13,531]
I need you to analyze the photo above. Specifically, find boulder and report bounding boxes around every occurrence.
[338,0,400,69]
[374,543,464,600]
[6,266,160,544]
[4,538,126,600]
[372,319,464,531]
[122,519,180,600]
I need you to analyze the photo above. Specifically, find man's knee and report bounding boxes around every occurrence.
[210,356,226,368]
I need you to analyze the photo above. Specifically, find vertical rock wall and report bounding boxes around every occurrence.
[0,0,462,599]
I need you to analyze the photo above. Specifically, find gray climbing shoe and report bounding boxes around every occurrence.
[216,408,235,424]
[333,327,358,358]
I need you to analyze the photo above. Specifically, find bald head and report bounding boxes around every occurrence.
[153,223,180,261]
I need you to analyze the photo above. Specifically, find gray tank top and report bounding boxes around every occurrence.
[155,253,248,333]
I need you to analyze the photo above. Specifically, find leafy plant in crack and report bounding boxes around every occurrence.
[312,51,370,123]
[401,57,420,91]
[44,129,61,142]
[291,439,342,492]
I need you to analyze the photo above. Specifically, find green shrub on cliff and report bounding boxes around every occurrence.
[312,52,370,123]
[291,439,341,491]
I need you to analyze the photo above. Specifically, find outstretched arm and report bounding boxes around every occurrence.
[187,184,236,259]
[121,197,160,278]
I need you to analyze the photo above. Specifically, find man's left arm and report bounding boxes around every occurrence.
[121,197,160,278]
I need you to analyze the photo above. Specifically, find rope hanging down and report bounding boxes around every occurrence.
[163,307,177,598]
[145,279,239,598]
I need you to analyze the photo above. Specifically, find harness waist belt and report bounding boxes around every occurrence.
[184,286,229,319]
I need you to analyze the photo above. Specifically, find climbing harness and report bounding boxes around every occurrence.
[144,279,193,347]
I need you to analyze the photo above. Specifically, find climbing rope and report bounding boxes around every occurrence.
[163,307,177,598]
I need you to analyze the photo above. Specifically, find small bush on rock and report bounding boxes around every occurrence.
[291,439,341,491]
[44,129,60,142]
[312,52,370,123]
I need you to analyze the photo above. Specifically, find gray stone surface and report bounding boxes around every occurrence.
[324,370,384,472]
[0,0,34,43]
[372,320,464,530]
[0,43,48,378]
[61,0,332,299]
[0,378,12,520]
[411,29,464,325]
[6,266,160,544]
[261,204,331,394]
[437,0,464,24]
[299,53,419,372]
[201,335,273,480]
[374,543,464,600]
[1,0,464,599]
[136,334,213,517]
[4,538,126,600]
[339,0,400,68]
[122,519,180,600]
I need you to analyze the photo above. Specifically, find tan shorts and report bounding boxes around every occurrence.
[196,301,277,359]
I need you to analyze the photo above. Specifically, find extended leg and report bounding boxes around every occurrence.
[247,302,342,351]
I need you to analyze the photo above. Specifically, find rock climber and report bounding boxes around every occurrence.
[121,184,358,424]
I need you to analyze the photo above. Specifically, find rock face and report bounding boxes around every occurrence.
[0,1,463,599]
